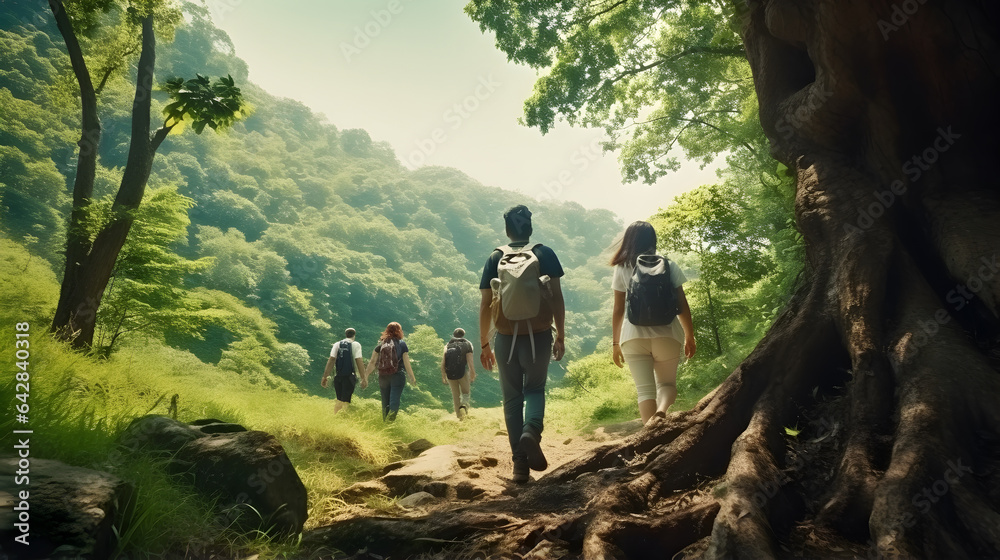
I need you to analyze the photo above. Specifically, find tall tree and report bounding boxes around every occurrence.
[48,0,246,348]
[308,1,1000,557]
[653,182,774,355]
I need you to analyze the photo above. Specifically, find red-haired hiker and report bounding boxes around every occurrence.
[362,322,418,421]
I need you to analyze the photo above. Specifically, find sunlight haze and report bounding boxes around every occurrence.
[209,0,721,224]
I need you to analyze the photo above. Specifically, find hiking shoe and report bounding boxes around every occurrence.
[457,406,468,421]
[512,459,530,484]
[519,432,548,471]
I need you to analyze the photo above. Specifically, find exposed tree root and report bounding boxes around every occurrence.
[703,405,786,559]
[582,499,720,559]
[301,510,526,557]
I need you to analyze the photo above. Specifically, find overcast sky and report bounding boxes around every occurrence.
[209,0,722,224]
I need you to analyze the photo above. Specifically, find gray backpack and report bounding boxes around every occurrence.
[496,243,542,321]
[493,243,547,363]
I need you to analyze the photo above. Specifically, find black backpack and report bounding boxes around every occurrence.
[444,338,468,380]
[334,340,355,376]
[626,255,679,326]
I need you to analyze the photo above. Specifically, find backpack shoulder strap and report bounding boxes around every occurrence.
[497,242,539,254]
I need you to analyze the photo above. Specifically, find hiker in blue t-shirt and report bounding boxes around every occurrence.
[321,327,366,414]
[362,322,418,422]
[478,205,566,483]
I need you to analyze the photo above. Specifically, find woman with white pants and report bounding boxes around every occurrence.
[610,221,697,424]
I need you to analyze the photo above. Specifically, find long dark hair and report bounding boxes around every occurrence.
[380,322,404,343]
[609,221,657,266]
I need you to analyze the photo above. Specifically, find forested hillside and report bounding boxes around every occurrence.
[0,1,621,409]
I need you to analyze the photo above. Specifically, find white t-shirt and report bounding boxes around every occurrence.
[612,258,688,345]
[330,338,363,360]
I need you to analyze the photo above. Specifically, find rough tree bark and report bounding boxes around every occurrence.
[48,0,101,344]
[308,0,1000,558]
[49,5,173,349]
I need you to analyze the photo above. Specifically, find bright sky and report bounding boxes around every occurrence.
[209,0,722,224]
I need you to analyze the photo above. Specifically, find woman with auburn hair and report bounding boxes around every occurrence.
[610,221,697,424]
[362,322,418,421]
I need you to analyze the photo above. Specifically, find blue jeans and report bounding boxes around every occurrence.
[493,329,552,460]
[378,371,406,421]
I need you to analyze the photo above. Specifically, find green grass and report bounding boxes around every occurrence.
[109,456,220,558]
[0,325,513,556]
[547,352,642,431]
[546,348,737,430]
[0,236,731,557]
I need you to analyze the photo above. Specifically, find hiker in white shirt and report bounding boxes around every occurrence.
[610,221,697,424]
[321,328,366,414]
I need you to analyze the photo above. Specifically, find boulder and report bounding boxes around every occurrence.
[339,445,497,506]
[0,457,131,560]
[118,415,205,455]
[117,415,307,535]
[173,430,308,535]
[118,416,250,455]
[380,445,464,496]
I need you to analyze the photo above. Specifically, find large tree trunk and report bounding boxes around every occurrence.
[307,0,1000,558]
[50,13,164,349]
[48,0,100,340]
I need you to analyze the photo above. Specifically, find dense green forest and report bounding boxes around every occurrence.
[0,1,628,410]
